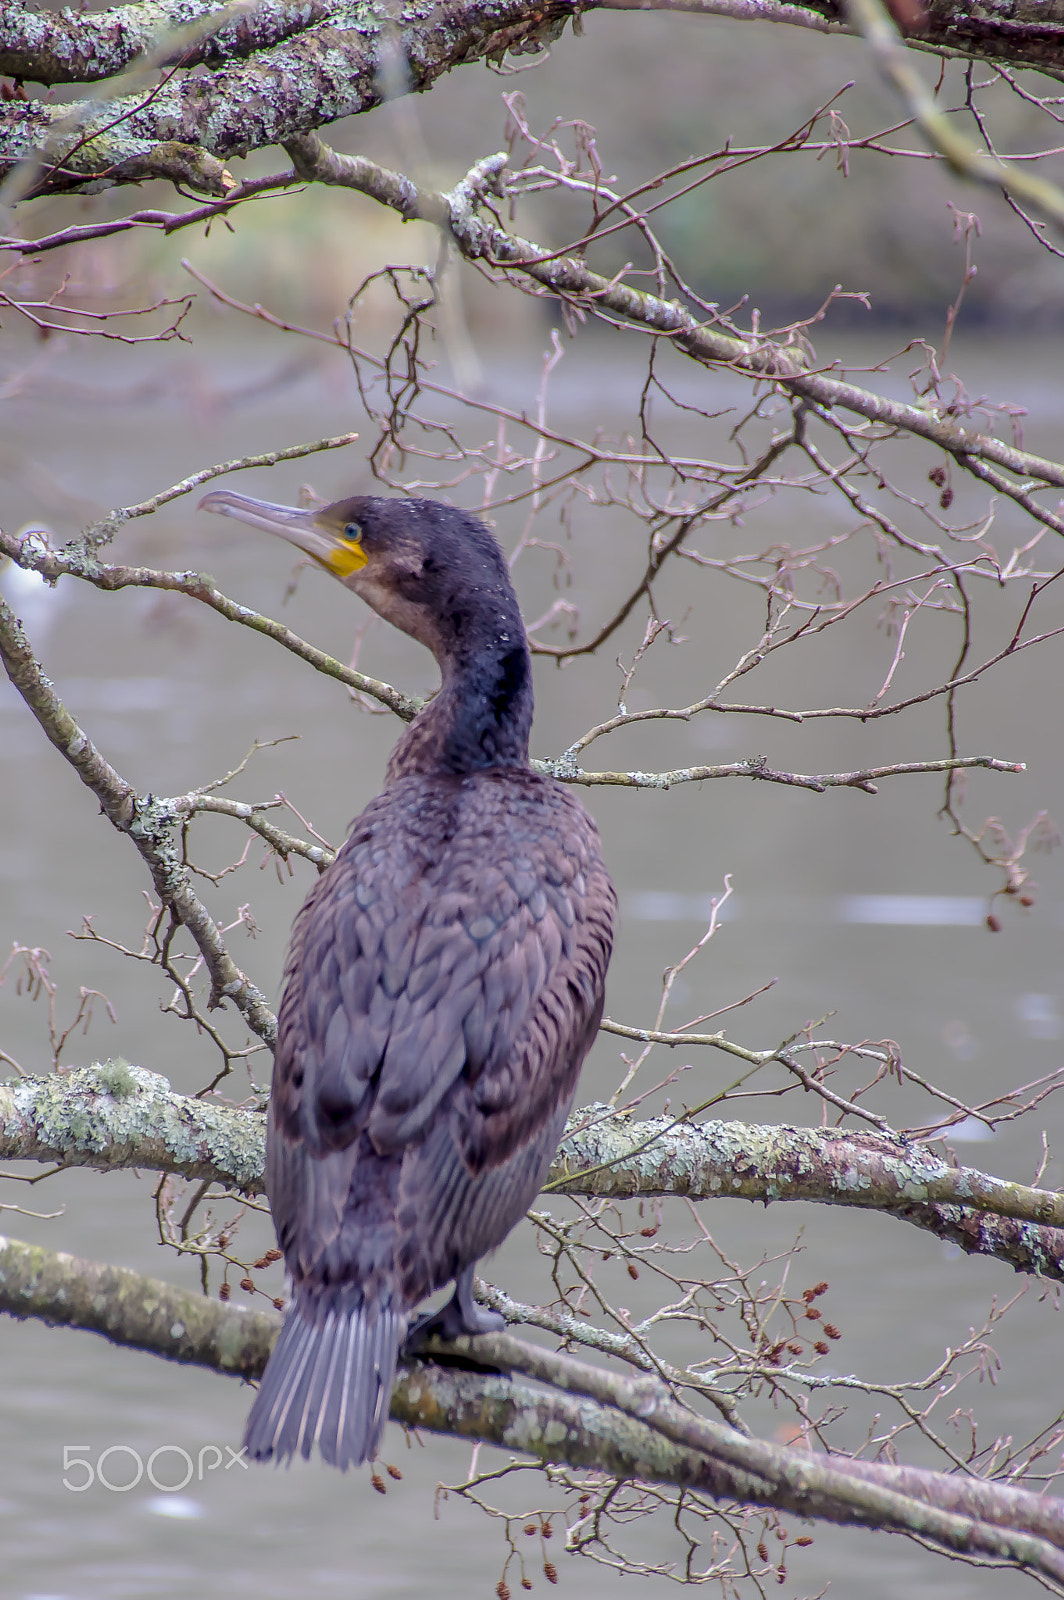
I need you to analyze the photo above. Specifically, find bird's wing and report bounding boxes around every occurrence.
[266,772,614,1284]
[385,775,614,1299]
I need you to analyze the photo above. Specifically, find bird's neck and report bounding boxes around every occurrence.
[386,596,534,780]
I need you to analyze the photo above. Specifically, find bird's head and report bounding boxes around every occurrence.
[198,491,521,662]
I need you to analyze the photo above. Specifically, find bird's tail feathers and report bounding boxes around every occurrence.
[245,1285,404,1470]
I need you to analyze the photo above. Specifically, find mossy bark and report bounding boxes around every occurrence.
[2,1230,1062,1576]
[3,1069,1064,1279]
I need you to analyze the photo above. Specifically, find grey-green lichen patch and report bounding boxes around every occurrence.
[550,1102,1064,1241]
[210,1302,278,1372]
[0,1066,266,1193]
[94,1058,137,1097]
[502,1400,553,1454]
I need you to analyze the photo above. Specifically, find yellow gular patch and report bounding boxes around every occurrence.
[326,540,369,577]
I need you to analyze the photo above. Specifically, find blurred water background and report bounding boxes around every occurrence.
[3,12,1064,1599]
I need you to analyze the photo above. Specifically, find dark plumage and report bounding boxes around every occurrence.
[198,490,615,1469]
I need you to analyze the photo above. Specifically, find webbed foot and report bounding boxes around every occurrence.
[404,1266,505,1353]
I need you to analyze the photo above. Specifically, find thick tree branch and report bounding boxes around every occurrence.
[0,1229,276,1375]
[2,1,1062,198]
[0,1065,267,1192]
[605,0,1064,78]
[4,1069,1064,1280]
[2,1230,1062,1579]
[445,1330,1064,1572]
[0,1,335,86]
[0,0,586,193]
[551,1106,1064,1276]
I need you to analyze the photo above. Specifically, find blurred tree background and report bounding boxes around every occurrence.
[8,8,1064,328]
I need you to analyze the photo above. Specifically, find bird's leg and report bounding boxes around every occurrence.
[452,1263,506,1336]
[405,1264,506,1349]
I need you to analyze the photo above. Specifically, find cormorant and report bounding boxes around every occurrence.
[198,490,615,1469]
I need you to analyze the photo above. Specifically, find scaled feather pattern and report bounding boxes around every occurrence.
[197,491,615,1469]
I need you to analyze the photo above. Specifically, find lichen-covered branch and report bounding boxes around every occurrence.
[478,1278,748,1428]
[0,599,277,1045]
[538,753,1023,793]
[0,1230,277,1375]
[551,1107,1064,1278]
[0,0,336,86]
[2,1231,1062,1579]
[601,0,1064,80]
[0,0,587,193]
[0,1065,266,1192]
[445,1330,1064,1573]
[177,794,335,870]
[2,1,1063,198]
[285,135,1064,494]
[4,1069,1064,1280]
[0,594,135,830]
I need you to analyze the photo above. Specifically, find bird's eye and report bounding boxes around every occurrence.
[344,522,362,544]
